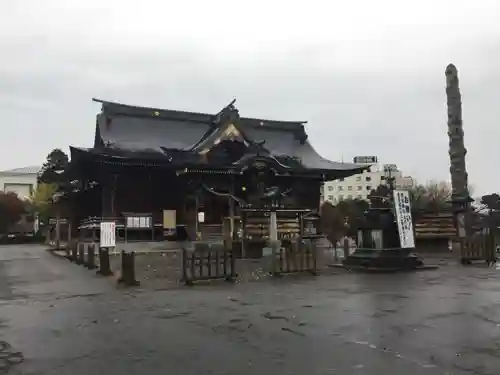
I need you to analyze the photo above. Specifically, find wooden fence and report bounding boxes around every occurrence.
[461,229,496,264]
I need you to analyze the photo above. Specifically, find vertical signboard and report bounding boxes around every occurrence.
[100,221,116,248]
[393,190,415,248]
[163,210,177,236]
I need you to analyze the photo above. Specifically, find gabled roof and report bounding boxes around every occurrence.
[92,98,307,152]
[0,165,41,175]
[74,98,369,176]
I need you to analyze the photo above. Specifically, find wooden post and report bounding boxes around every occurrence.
[124,216,128,243]
[55,216,61,250]
[92,224,97,244]
[241,211,247,259]
[97,247,113,276]
[229,176,235,239]
[343,237,350,258]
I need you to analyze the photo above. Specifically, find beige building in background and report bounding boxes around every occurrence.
[320,157,414,205]
[0,166,40,200]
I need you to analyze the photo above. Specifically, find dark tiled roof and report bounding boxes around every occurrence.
[79,99,368,174]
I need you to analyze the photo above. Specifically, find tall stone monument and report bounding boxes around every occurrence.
[445,63,471,238]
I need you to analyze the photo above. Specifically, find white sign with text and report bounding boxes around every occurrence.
[100,221,116,248]
[393,190,415,248]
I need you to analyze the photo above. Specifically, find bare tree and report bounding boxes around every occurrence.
[407,181,453,215]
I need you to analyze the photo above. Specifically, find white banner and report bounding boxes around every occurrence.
[393,190,415,248]
[100,221,116,248]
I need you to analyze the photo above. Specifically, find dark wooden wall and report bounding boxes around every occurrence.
[75,162,323,226]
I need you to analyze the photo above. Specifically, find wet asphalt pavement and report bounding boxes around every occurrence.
[1,245,500,374]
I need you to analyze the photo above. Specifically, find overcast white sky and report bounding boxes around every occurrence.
[1,0,499,196]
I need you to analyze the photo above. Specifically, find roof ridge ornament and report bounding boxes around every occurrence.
[213,99,238,126]
[251,140,266,156]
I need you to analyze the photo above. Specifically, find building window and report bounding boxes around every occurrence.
[366,176,372,182]
[356,176,362,181]
[348,186,353,191]
[347,195,353,199]
[328,195,334,201]
[366,186,372,191]
[339,195,344,200]
[356,195,362,199]
[328,186,333,191]
[356,186,362,191]
[338,186,344,191]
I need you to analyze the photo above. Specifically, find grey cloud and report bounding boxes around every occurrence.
[0,15,499,196]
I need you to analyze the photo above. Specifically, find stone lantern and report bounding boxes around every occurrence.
[342,196,424,271]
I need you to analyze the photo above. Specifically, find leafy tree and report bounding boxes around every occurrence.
[320,198,369,244]
[367,184,392,209]
[320,202,347,246]
[477,193,500,229]
[0,192,27,233]
[335,198,369,236]
[480,193,500,211]
[38,148,69,186]
[29,183,58,224]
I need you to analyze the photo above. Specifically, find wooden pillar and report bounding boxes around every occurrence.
[195,191,200,240]
[269,211,278,241]
[148,173,154,241]
[111,175,117,218]
[101,183,110,219]
[241,211,247,259]
[229,175,236,239]
[101,174,117,219]
[55,215,61,250]
[124,216,128,243]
